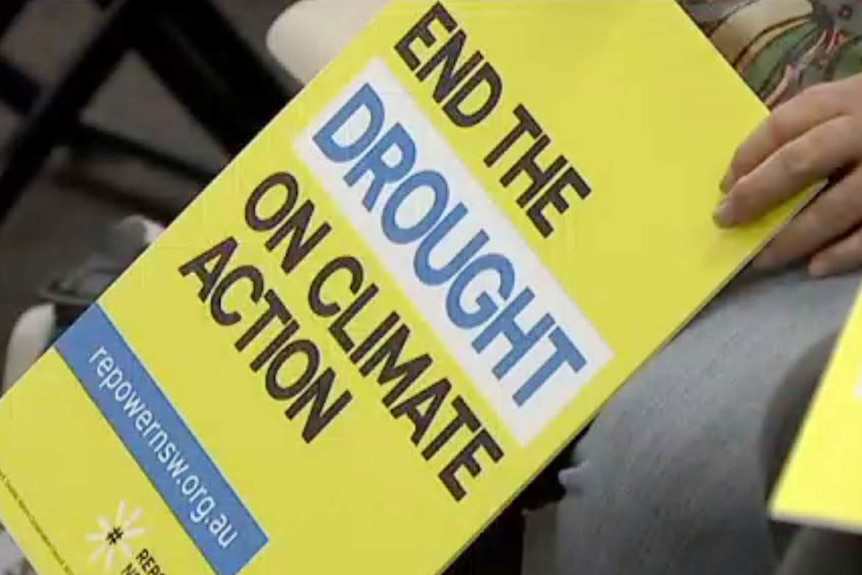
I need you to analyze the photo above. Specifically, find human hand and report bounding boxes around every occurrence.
[714,73,862,277]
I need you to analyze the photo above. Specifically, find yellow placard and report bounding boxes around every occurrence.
[0,2,807,574]
[771,285,862,532]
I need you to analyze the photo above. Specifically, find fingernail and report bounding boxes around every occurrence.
[809,258,830,278]
[720,169,735,193]
[713,200,736,227]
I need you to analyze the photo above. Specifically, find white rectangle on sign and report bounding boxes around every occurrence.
[295,59,612,444]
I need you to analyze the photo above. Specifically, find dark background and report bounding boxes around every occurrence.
[0,0,293,370]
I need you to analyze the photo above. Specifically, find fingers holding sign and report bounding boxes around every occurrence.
[714,74,862,277]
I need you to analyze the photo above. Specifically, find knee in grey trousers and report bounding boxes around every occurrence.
[761,332,862,575]
[522,268,862,575]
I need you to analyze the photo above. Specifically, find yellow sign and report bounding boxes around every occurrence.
[771,285,862,531]
[0,2,807,573]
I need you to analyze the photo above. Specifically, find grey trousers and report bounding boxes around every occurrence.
[761,332,862,575]
[524,265,862,575]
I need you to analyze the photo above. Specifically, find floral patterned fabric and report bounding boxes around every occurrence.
[680,0,862,106]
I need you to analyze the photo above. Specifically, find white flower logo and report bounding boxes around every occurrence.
[85,502,146,572]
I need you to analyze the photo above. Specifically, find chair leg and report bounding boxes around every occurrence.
[132,15,261,154]
[0,57,215,184]
[86,0,293,155]
[65,124,215,184]
[163,0,295,121]
[0,0,28,39]
[0,57,39,113]
[0,0,147,223]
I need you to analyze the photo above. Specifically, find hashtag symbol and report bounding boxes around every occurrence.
[105,526,124,546]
